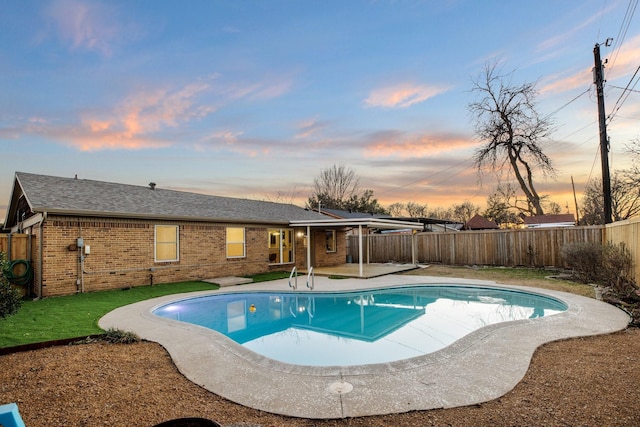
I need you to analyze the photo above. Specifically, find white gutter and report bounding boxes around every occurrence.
[38,211,47,299]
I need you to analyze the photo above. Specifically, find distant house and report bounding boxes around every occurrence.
[464,214,499,230]
[2,172,348,297]
[522,214,576,229]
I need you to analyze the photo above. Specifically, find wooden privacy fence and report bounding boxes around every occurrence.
[604,217,640,280]
[348,226,604,269]
[0,233,32,261]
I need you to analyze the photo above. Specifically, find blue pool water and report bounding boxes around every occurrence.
[153,285,567,366]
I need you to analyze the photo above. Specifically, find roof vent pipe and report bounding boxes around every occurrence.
[149,182,156,190]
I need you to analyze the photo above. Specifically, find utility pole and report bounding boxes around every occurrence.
[593,41,612,224]
[571,176,580,225]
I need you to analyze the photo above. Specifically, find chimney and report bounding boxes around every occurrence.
[149,182,156,190]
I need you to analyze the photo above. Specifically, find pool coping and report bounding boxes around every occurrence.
[99,275,630,419]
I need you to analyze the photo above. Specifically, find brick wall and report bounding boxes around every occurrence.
[37,215,346,296]
[311,229,347,267]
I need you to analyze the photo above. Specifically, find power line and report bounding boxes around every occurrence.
[542,87,591,120]
[609,84,640,93]
[606,0,638,75]
[586,145,601,186]
[375,157,474,197]
[556,120,598,144]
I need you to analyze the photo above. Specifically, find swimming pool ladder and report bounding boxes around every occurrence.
[289,267,298,289]
[306,267,315,290]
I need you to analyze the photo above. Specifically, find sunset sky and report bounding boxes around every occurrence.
[1,0,639,221]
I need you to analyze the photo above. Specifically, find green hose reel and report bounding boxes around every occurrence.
[2,260,33,286]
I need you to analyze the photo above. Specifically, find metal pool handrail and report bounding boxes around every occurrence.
[289,267,298,289]
[306,267,314,290]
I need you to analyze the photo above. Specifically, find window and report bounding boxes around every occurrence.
[325,230,336,253]
[155,225,179,262]
[268,228,294,264]
[226,227,246,258]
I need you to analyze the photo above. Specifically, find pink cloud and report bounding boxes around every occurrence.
[363,131,475,158]
[294,117,328,139]
[64,81,215,151]
[200,131,271,157]
[224,77,293,101]
[364,83,450,108]
[606,34,640,80]
[46,0,121,55]
[541,35,640,95]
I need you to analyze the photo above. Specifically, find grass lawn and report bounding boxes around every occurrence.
[0,271,294,349]
[0,281,218,348]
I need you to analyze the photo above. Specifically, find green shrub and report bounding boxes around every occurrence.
[0,252,22,319]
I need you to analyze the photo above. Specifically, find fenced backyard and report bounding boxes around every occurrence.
[347,218,640,280]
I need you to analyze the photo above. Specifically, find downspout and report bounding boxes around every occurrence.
[306,226,311,269]
[78,221,84,293]
[358,224,363,277]
[38,211,47,299]
[80,246,85,293]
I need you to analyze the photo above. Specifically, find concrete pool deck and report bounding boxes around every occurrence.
[99,275,630,419]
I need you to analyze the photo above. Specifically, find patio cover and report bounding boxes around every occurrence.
[289,218,424,277]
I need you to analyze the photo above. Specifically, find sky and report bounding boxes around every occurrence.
[1,0,639,222]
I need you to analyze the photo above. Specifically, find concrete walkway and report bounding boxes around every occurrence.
[99,275,630,419]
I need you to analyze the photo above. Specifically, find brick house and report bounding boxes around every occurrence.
[2,172,350,297]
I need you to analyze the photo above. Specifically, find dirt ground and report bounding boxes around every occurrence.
[1,266,639,426]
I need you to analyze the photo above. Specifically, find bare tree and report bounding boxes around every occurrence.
[387,202,405,217]
[483,189,519,226]
[263,185,300,205]
[307,164,360,210]
[625,137,640,187]
[428,207,452,220]
[545,201,563,215]
[581,172,640,224]
[307,164,387,214]
[450,201,480,224]
[469,62,555,216]
[405,202,428,218]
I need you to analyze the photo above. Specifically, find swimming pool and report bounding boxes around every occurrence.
[101,275,630,418]
[153,285,567,366]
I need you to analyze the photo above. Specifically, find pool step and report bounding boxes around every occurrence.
[203,276,253,287]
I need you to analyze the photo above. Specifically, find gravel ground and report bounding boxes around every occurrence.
[1,266,638,426]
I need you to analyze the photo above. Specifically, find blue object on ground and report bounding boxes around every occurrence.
[0,403,26,427]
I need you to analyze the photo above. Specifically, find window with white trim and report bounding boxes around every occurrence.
[226,227,246,258]
[155,225,179,262]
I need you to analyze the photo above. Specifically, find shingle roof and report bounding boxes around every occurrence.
[10,172,325,225]
[464,214,499,230]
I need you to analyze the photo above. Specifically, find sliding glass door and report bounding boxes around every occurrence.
[268,228,294,264]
